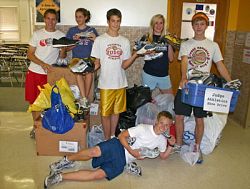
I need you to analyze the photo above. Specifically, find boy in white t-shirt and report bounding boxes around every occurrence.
[90,8,139,140]
[26,9,66,138]
[44,111,175,188]
[174,12,232,163]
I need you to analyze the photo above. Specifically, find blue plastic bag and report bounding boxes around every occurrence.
[42,85,74,134]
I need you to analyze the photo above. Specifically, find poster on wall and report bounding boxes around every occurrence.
[35,0,60,23]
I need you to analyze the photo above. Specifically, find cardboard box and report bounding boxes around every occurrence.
[35,119,89,156]
[47,67,94,101]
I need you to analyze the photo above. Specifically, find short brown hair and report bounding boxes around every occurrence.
[157,111,173,121]
[106,8,122,21]
[44,9,58,20]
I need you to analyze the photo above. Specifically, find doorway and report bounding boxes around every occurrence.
[168,0,230,94]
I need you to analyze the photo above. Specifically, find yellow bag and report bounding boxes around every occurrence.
[28,78,77,115]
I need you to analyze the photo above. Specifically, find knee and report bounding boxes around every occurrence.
[93,169,106,180]
[89,146,101,157]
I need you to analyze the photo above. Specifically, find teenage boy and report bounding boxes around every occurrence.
[26,9,66,138]
[90,8,139,140]
[173,12,231,163]
[44,111,175,188]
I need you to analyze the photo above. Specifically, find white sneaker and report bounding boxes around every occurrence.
[124,162,142,176]
[49,156,75,173]
[76,31,93,39]
[44,172,63,188]
[137,44,156,55]
[144,52,163,61]
[78,97,90,109]
[139,147,160,159]
[170,144,181,154]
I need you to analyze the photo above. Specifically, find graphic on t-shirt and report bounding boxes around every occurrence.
[106,44,123,60]
[189,46,210,68]
[39,38,53,46]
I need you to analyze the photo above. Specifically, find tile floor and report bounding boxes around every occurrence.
[0,112,250,189]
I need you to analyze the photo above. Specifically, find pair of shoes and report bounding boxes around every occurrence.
[144,52,163,61]
[127,137,136,146]
[136,44,156,55]
[52,37,79,48]
[139,147,160,159]
[49,156,75,173]
[124,162,142,176]
[29,128,35,139]
[69,58,94,74]
[223,79,242,90]
[44,171,63,188]
[170,144,181,154]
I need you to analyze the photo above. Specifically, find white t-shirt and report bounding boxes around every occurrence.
[28,28,65,74]
[125,124,167,163]
[91,33,131,89]
[178,38,223,74]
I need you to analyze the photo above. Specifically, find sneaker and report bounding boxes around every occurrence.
[136,44,156,55]
[196,150,203,164]
[170,144,181,154]
[127,137,136,146]
[75,31,93,39]
[144,52,163,61]
[139,147,160,159]
[124,162,142,176]
[52,37,79,48]
[162,130,171,139]
[44,172,63,188]
[78,97,90,109]
[163,33,188,50]
[187,68,210,80]
[29,128,35,139]
[70,58,94,73]
[49,156,75,173]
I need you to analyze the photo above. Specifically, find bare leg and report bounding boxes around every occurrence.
[32,111,41,122]
[62,168,106,181]
[84,73,93,100]
[67,146,101,161]
[175,114,185,146]
[194,117,204,146]
[76,74,86,98]
[110,114,119,136]
[101,115,111,140]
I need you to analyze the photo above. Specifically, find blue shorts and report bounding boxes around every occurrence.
[142,71,172,90]
[92,138,126,180]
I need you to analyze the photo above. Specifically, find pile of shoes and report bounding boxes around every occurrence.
[69,58,95,74]
[52,37,79,48]
[52,57,70,67]
[223,79,242,90]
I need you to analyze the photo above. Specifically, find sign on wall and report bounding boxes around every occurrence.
[35,0,61,23]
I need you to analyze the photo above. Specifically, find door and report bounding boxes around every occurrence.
[168,0,230,94]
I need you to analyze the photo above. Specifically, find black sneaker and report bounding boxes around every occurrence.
[52,37,79,48]
[44,172,63,188]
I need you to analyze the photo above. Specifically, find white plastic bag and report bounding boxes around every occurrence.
[88,125,105,147]
[183,112,228,155]
[180,143,199,166]
[153,94,175,116]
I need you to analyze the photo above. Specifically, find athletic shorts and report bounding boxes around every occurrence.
[100,88,126,116]
[142,71,172,90]
[25,70,47,104]
[174,89,207,118]
[92,138,126,180]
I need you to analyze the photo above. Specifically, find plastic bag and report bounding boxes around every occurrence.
[135,102,159,125]
[180,143,199,166]
[42,85,74,134]
[126,85,152,111]
[153,93,175,116]
[183,112,228,155]
[88,125,105,147]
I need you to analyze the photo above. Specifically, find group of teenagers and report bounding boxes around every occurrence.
[24,7,232,188]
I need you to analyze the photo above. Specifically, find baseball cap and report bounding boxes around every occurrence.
[192,12,209,25]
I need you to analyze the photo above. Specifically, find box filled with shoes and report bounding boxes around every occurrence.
[35,118,89,156]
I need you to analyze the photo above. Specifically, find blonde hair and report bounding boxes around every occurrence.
[148,14,166,43]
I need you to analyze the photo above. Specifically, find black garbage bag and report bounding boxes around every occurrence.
[126,85,152,112]
[115,109,137,137]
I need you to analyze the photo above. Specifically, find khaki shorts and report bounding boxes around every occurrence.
[100,88,126,116]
